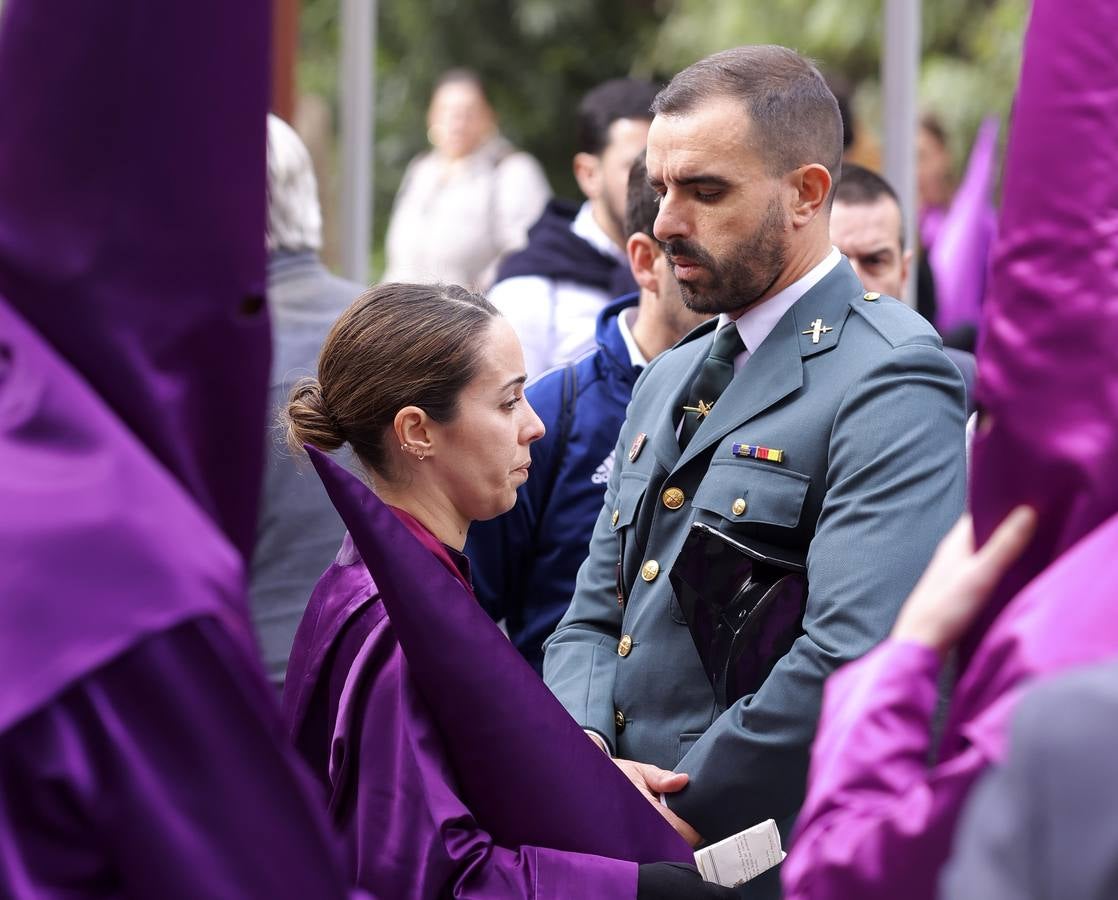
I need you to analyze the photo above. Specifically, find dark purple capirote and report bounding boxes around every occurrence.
[0,0,271,562]
[307,446,695,866]
[0,0,358,896]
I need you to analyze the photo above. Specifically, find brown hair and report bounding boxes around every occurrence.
[283,282,499,474]
[652,45,843,193]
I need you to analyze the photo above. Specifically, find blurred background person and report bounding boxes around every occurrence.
[489,77,660,379]
[830,163,976,414]
[917,114,1000,351]
[249,114,362,687]
[383,68,550,290]
[466,154,709,673]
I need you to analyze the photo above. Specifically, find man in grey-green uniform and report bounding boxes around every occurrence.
[543,46,967,897]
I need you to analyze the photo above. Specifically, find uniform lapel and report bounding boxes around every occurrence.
[645,324,713,471]
[674,259,862,471]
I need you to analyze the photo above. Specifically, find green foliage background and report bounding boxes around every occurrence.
[297,0,1029,272]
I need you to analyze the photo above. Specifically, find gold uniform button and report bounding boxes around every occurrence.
[732,498,748,516]
[611,508,620,526]
[661,487,685,510]
[618,634,633,657]
[641,559,660,582]
[863,291,881,301]
[614,709,626,730]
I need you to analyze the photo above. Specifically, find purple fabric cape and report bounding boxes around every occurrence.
[0,0,267,722]
[967,0,1118,631]
[307,447,694,865]
[929,118,999,335]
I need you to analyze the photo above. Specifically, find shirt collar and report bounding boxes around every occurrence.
[718,246,841,357]
[615,305,649,368]
[571,200,626,262]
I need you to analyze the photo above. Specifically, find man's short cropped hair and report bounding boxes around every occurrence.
[624,153,659,240]
[835,163,905,246]
[576,78,661,156]
[652,45,843,190]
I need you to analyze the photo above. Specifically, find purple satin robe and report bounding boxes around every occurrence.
[284,528,638,899]
[304,448,694,871]
[783,511,1118,900]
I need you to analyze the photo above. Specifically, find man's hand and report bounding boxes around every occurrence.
[614,758,703,847]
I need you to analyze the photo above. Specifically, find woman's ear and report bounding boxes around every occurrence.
[788,163,832,227]
[394,406,433,459]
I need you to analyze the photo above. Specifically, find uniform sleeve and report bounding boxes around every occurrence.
[0,619,358,900]
[668,343,968,840]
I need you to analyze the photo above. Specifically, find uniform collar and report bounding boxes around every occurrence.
[718,246,841,357]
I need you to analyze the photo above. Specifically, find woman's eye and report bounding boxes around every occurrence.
[503,397,522,410]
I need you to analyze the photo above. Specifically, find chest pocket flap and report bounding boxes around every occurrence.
[690,458,809,528]
[610,471,649,532]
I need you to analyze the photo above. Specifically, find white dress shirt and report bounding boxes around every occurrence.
[717,246,841,372]
[488,202,625,380]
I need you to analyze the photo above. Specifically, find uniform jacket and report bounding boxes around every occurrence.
[544,259,967,866]
[466,294,642,671]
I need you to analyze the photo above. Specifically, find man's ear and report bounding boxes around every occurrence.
[788,163,832,227]
[626,233,660,294]
[901,247,913,289]
[573,152,603,201]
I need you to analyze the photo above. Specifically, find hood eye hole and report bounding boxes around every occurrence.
[239,294,265,317]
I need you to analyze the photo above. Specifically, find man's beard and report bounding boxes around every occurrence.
[664,199,788,315]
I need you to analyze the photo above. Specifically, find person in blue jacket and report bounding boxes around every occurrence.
[466,155,710,671]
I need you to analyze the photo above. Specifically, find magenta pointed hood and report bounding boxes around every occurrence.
[969,0,1118,621]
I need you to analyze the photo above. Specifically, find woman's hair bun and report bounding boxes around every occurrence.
[282,376,346,454]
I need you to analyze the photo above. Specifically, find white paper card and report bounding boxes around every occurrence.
[693,818,786,887]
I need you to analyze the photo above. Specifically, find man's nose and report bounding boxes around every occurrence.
[653,194,688,244]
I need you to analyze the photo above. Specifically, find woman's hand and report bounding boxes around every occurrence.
[891,507,1037,658]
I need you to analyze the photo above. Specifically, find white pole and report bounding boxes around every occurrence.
[339,0,376,284]
[882,0,920,308]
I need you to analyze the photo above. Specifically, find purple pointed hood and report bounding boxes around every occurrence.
[969,0,1118,622]
[929,118,999,335]
[0,0,270,727]
[307,447,694,865]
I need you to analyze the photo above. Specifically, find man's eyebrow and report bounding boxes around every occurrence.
[672,174,733,188]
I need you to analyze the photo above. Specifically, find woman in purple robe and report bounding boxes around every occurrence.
[281,282,735,899]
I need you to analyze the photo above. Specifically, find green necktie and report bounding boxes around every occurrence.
[679,322,746,450]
